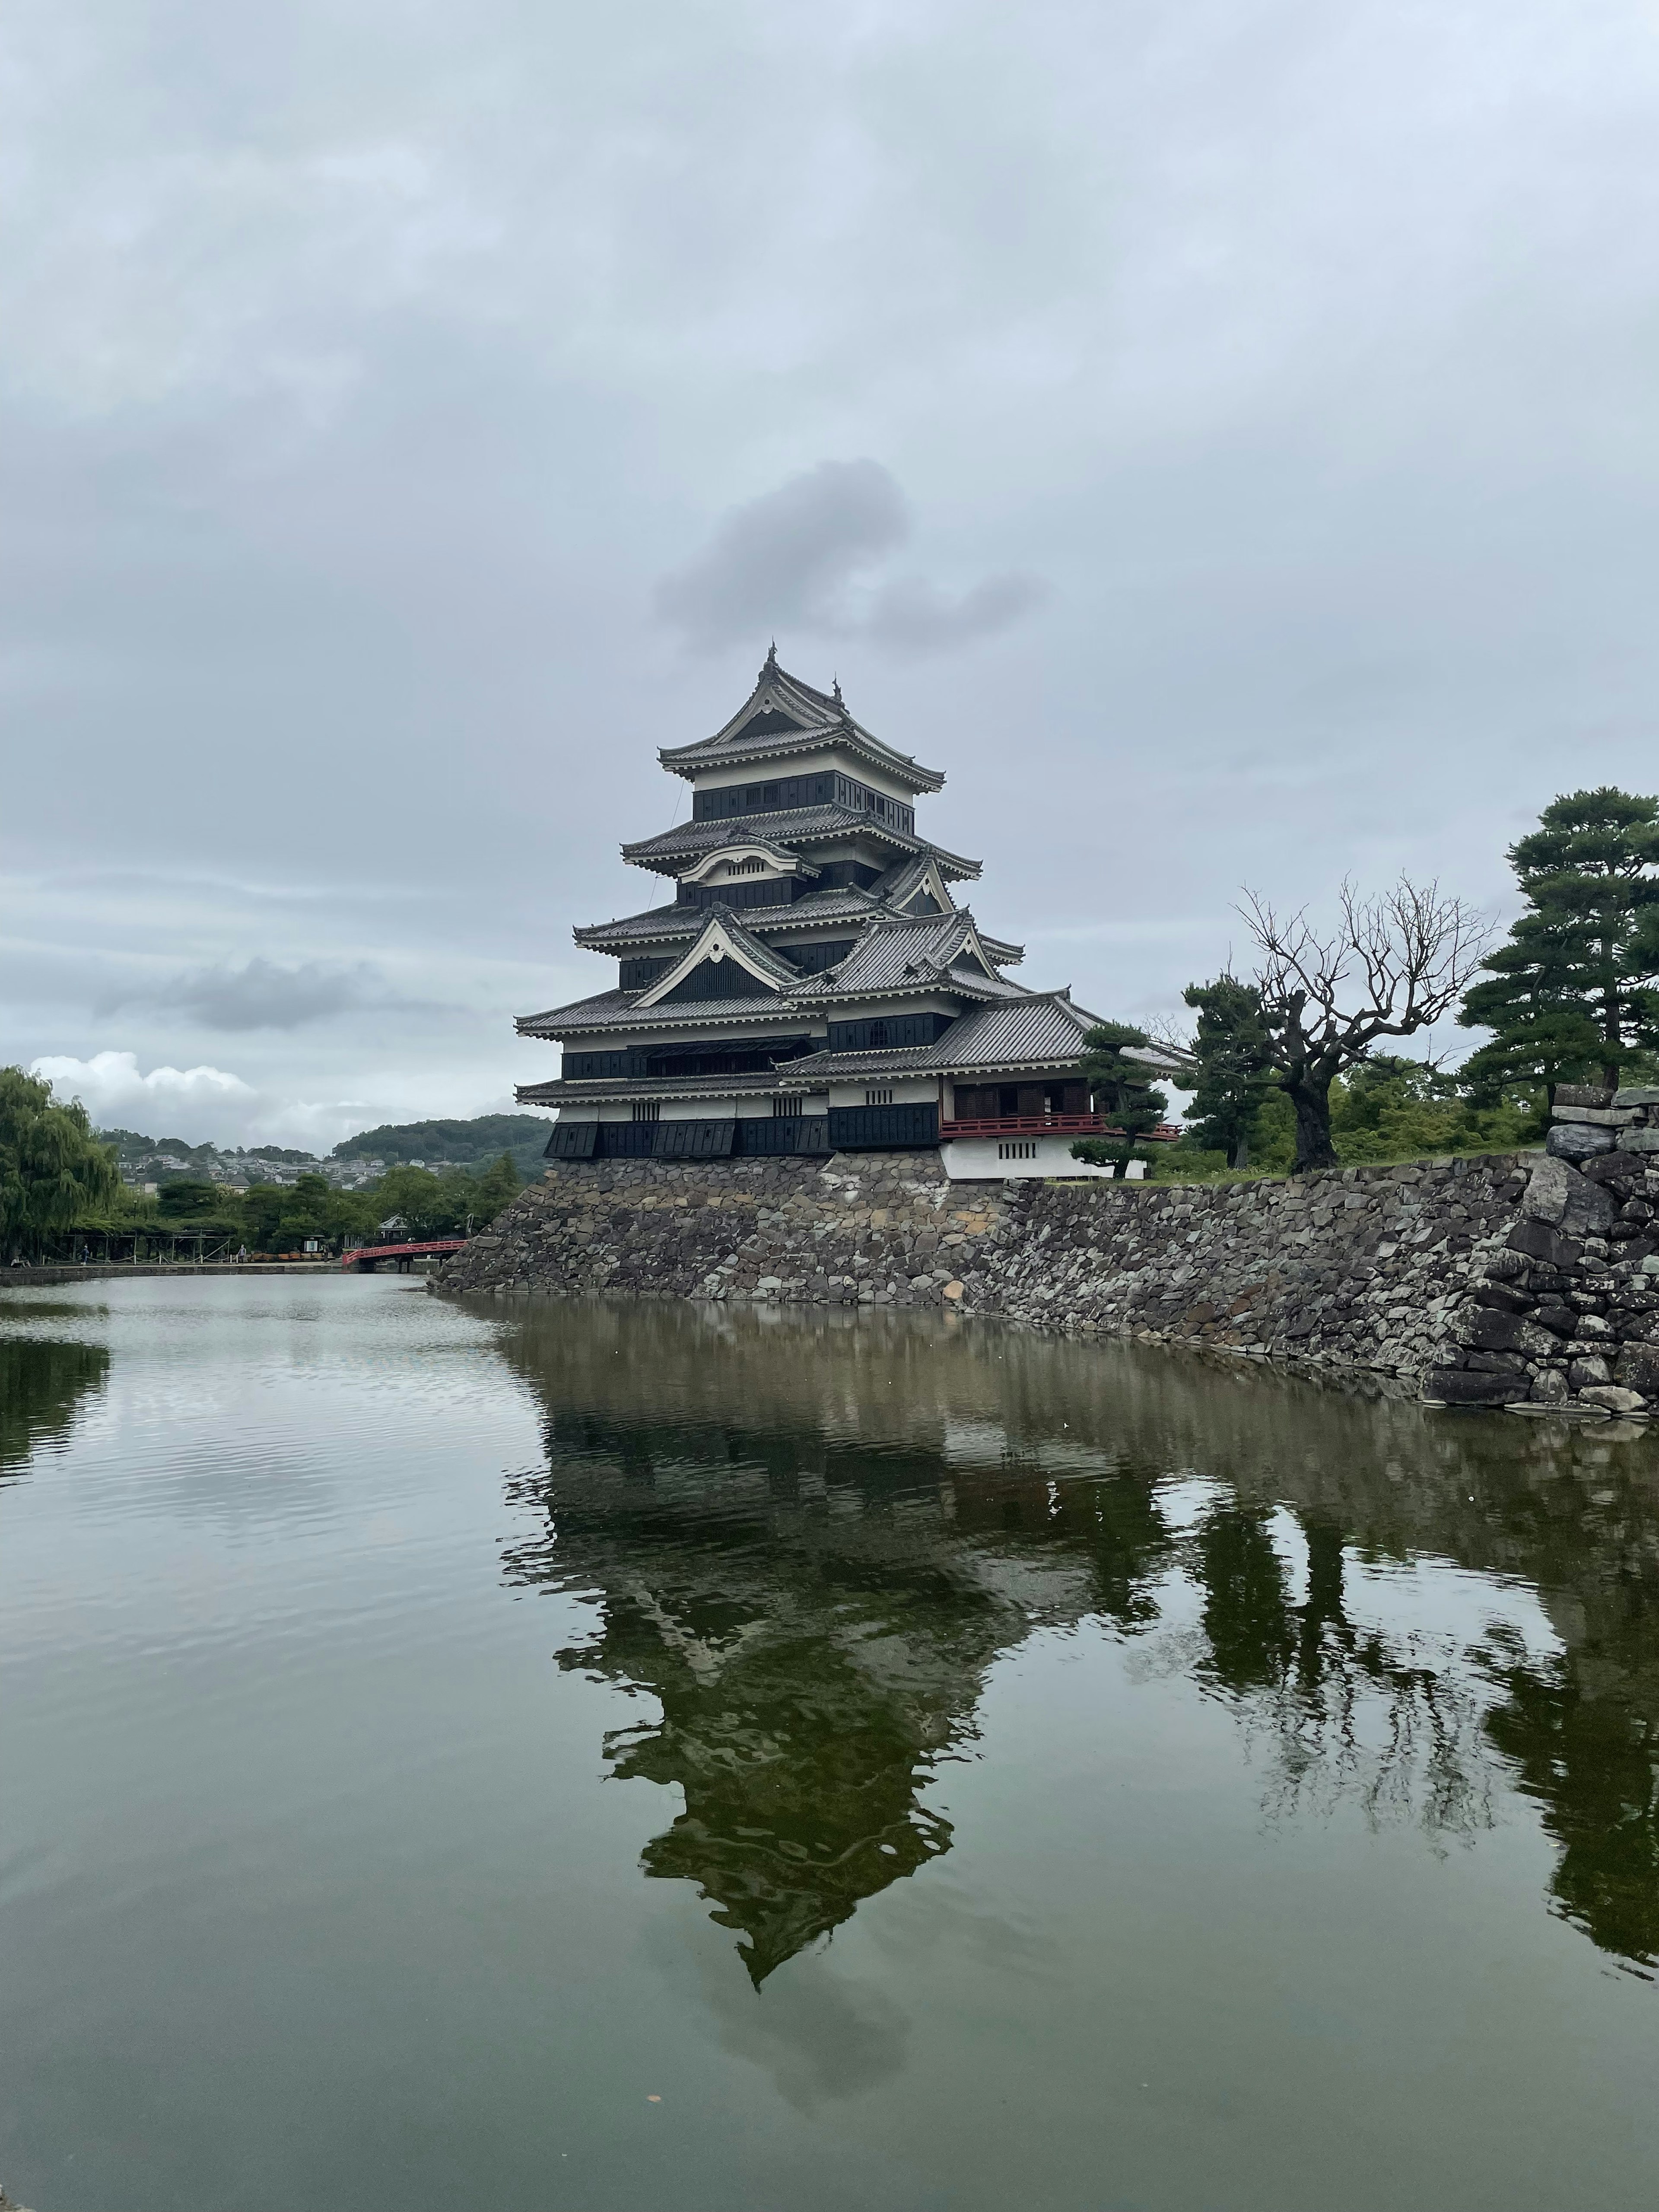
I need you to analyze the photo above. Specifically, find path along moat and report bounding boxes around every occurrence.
[3,1275,1659,2212]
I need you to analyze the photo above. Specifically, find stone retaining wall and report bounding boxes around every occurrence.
[435,1097,1659,1418]
[435,1150,1532,1389]
[969,1154,1533,1381]
[435,1153,1012,1309]
[1424,1081,1659,1417]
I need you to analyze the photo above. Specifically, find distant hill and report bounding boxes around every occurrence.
[332,1113,553,1179]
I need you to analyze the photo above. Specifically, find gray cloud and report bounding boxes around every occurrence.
[654,461,907,645]
[142,958,388,1031]
[864,571,1051,653]
[654,460,1047,655]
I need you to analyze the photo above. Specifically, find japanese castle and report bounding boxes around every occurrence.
[519,651,1124,1178]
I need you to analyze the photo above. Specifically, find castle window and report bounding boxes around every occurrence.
[632,1101,661,1123]
[865,1087,894,1106]
[772,1096,803,1118]
[692,773,912,834]
[998,1140,1037,1160]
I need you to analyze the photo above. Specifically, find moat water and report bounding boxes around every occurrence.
[3,1276,1659,2212]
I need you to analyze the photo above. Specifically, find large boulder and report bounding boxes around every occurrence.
[1581,1153,1642,1186]
[1506,1217,1582,1270]
[1460,1306,1558,1359]
[1521,1154,1616,1236]
[1615,1342,1659,1395]
[1547,1122,1617,1163]
[1579,1385,1648,1415]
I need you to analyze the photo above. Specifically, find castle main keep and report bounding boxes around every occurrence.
[518,650,1131,1178]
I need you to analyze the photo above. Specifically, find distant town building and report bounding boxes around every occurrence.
[518,651,1178,1178]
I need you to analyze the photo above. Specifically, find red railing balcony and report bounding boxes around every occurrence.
[939,1116,1185,1143]
[940,1113,1106,1140]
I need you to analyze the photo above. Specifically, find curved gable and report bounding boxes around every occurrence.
[634,911,795,1009]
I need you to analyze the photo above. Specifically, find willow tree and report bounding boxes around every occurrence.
[0,1068,123,1262]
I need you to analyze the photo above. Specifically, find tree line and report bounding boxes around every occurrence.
[0,1073,526,1264]
[1078,785,1659,1176]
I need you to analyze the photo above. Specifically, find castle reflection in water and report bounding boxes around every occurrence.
[493,1300,1659,1984]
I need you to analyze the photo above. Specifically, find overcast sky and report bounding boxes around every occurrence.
[6,0,1659,1149]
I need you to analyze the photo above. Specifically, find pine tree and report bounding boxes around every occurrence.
[1071,1023,1169,1178]
[1181,975,1277,1168]
[1458,788,1659,1096]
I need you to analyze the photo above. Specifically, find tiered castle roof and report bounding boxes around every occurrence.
[515,651,1131,1116]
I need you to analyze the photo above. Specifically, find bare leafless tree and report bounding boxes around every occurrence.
[1240,877,1491,1172]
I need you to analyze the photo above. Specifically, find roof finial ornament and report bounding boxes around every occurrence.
[832,672,843,705]
[763,639,778,675]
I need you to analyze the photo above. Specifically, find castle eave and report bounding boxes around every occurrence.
[518,1073,805,1107]
[572,885,886,950]
[620,807,981,882]
[518,988,821,1038]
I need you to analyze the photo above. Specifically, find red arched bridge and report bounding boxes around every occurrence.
[342,1239,467,1273]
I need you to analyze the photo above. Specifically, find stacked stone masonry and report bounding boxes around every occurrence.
[436,1087,1659,1418]
[436,1154,1009,1312]
[1424,1083,1659,1418]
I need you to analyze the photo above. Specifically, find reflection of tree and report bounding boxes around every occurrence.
[483,1295,1659,1979]
[1195,1505,1298,1691]
[1481,1627,1659,1972]
[1189,1503,1495,1844]
[0,1333,109,1483]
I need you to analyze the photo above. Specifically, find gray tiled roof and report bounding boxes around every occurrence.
[569,884,1024,969]
[516,985,814,1037]
[779,993,1106,1082]
[518,1071,797,1105]
[787,912,1027,1003]
[940,961,1029,999]
[573,886,884,948]
[658,655,946,794]
[620,807,982,882]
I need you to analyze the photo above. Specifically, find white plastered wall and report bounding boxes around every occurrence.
[940,1136,1143,1181]
[828,1079,938,1108]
